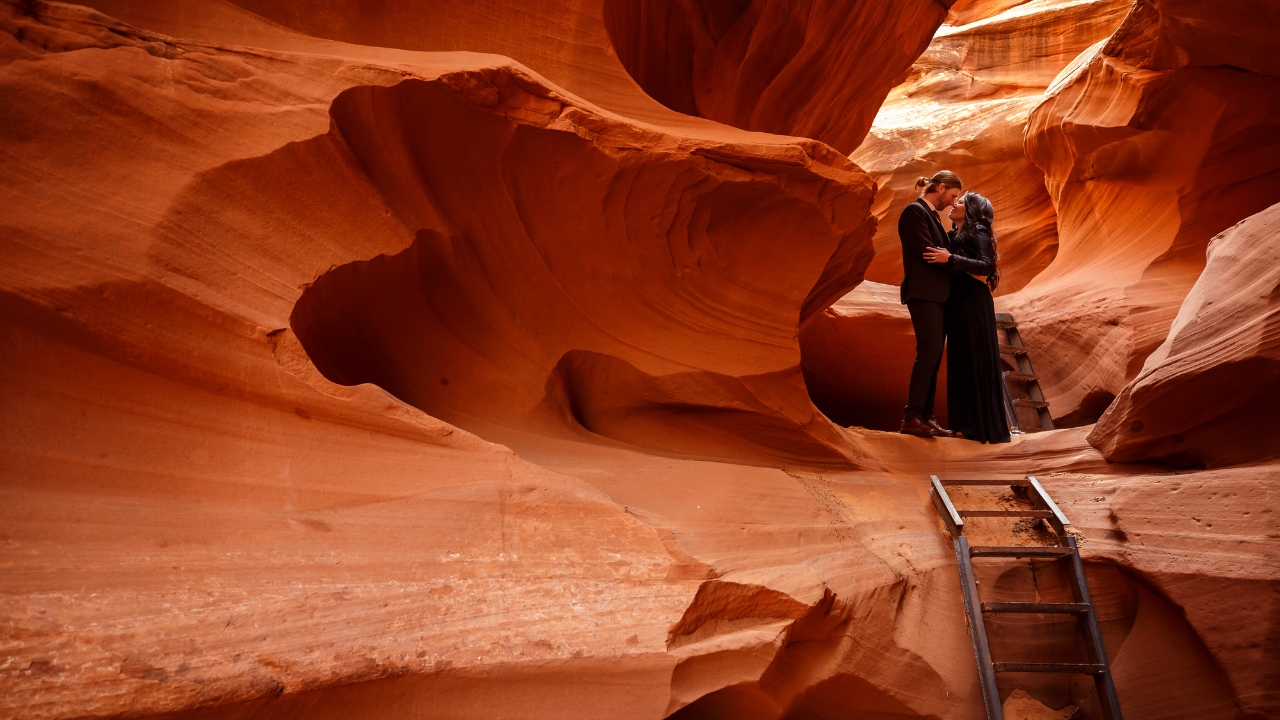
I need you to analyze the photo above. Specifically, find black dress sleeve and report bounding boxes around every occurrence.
[949,224,996,276]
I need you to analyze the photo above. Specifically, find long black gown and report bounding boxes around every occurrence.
[945,224,1011,443]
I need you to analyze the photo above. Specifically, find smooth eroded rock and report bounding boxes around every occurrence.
[1088,202,1280,467]
[1008,0,1280,423]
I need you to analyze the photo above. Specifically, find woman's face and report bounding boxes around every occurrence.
[949,194,966,224]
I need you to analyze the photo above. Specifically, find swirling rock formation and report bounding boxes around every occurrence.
[601,0,956,152]
[94,0,956,154]
[3,0,1277,719]
[852,0,1129,295]
[1007,0,1280,423]
[1088,202,1280,468]
[283,76,875,467]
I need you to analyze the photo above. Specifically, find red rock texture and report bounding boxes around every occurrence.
[2,0,1278,719]
[1088,202,1280,468]
[1007,0,1280,423]
[602,0,956,153]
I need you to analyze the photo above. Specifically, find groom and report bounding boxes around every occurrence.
[899,171,963,438]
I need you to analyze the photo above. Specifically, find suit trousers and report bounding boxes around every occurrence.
[905,299,946,421]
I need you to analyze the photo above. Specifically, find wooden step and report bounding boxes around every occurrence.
[999,344,1028,356]
[958,510,1053,518]
[994,662,1108,675]
[994,313,1016,329]
[937,478,1031,486]
[1013,399,1050,409]
[969,545,1074,559]
[981,602,1091,614]
[1003,371,1038,382]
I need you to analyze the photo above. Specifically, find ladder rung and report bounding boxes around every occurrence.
[970,546,1074,558]
[999,344,1028,355]
[1013,399,1050,409]
[937,479,1031,486]
[958,510,1052,518]
[1003,371,1037,382]
[981,602,1091,614]
[994,313,1016,328]
[994,662,1107,675]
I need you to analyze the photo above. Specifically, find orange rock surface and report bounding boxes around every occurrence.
[602,0,956,153]
[1007,0,1280,423]
[852,0,1130,295]
[1,1,1277,719]
[1089,202,1280,468]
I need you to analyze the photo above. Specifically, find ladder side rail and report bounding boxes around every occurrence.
[1000,373,1023,433]
[1064,536,1124,720]
[955,536,1004,720]
[1026,476,1071,538]
[930,476,964,537]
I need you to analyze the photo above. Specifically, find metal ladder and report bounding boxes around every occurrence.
[994,313,1053,432]
[929,475,1123,720]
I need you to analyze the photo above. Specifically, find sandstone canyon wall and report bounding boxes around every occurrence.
[852,0,1130,295]
[1089,202,1280,468]
[2,0,1278,719]
[601,0,955,153]
[1008,0,1280,423]
[806,0,1131,430]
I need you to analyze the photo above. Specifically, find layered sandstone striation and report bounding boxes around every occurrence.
[0,1,871,716]
[3,0,1278,719]
[86,0,954,154]
[602,0,955,153]
[1008,0,1280,423]
[852,0,1130,295]
[1089,203,1280,468]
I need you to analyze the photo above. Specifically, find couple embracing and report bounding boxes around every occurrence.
[898,170,1010,444]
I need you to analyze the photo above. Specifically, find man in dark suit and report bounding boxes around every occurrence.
[899,171,964,437]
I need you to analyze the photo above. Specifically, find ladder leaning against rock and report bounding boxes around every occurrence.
[929,475,1123,720]
[994,313,1054,433]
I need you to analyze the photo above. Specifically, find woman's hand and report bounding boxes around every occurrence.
[924,247,951,264]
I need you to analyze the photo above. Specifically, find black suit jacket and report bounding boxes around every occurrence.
[898,198,952,304]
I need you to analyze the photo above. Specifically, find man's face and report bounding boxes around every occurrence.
[941,186,963,209]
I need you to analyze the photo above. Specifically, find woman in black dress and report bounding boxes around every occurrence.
[923,192,1011,443]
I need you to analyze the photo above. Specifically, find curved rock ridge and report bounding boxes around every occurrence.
[4,1,1278,719]
[1088,202,1280,468]
[852,0,1129,295]
[284,74,876,467]
[601,0,956,153]
[1008,0,1280,423]
[0,2,867,717]
[946,0,1036,25]
[92,0,954,154]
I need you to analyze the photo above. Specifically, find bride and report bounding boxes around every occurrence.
[923,192,1011,444]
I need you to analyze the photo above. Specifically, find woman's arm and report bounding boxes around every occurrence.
[948,225,995,276]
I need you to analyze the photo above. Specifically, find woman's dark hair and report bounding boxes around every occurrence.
[958,191,1000,291]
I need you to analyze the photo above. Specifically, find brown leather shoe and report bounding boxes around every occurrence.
[900,418,939,437]
[927,419,957,438]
